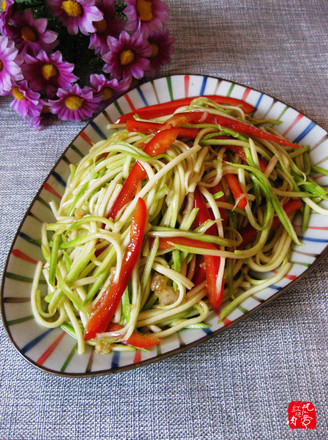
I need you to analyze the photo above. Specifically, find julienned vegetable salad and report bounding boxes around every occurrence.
[31,96,328,355]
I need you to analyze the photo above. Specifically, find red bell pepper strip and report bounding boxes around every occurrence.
[203,252,222,311]
[158,236,219,251]
[162,112,301,149]
[240,199,303,247]
[193,187,217,235]
[126,119,200,138]
[193,188,224,311]
[208,182,230,227]
[127,122,268,170]
[191,189,214,285]
[116,95,256,123]
[156,187,224,288]
[225,145,267,173]
[109,162,146,219]
[142,127,183,157]
[225,173,248,209]
[108,128,182,219]
[84,198,147,340]
[271,199,303,229]
[163,184,228,293]
[158,235,223,310]
[106,323,161,348]
[126,119,163,134]
[239,226,258,248]
[192,256,206,286]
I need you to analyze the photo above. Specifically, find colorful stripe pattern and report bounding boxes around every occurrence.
[1,74,328,376]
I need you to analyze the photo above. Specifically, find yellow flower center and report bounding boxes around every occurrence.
[94,18,107,34]
[42,105,51,114]
[0,60,3,71]
[41,64,58,80]
[64,95,84,110]
[61,0,82,17]
[150,43,159,58]
[12,87,25,101]
[21,25,37,42]
[1,0,7,11]
[102,87,113,101]
[119,49,134,66]
[136,0,153,22]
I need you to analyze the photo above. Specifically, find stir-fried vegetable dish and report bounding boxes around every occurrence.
[31,96,328,354]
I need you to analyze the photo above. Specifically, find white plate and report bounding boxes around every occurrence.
[1,74,328,376]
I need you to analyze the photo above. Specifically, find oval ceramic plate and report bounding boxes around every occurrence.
[1,74,328,377]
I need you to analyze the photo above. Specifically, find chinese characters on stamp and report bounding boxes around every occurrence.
[288,401,316,429]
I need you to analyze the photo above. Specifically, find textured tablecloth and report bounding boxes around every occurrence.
[0,1,327,439]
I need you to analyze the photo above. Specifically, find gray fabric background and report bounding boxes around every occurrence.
[0,0,327,439]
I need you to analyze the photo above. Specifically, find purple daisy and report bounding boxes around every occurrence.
[88,0,124,55]
[145,29,174,77]
[49,83,102,121]
[10,80,42,121]
[29,98,57,129]
[5,9,58,55]
[89,73,131,105]
[0,0,14,36]
[103,30,152,80]
[47,0,103,36]
[22,50,78,98]
[124,0,169,37]
[0,35,23,95]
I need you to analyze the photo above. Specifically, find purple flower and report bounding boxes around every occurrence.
[47,0,103,36]
[90,73,131,105]
[0,35,23,95]
[22,50,78,98]
[124,0,169,37]
[88,0,124,55]
[5,9,58,55]
[0,0,14,35]
[103,30,152,80]
[145,29,174,77]
[49,83,101,121]
[29,98,59,129]
[10,80,42,122]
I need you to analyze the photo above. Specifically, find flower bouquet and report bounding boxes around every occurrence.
[0,0,174,127]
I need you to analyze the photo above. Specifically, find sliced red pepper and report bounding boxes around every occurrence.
[193,187,217,234]
[108,128,181,219]
[106,323,161,348]
[203,252,222,311]
[158,234,223,310]
[239,226,258,248]
[191,190,215,285]
[157,190,226,311]
[116,95,256,123]
[127,121,269,170]
[109,162,146,219]
[96,152,109,162]
[225,145,267,172]
[163,112,300,149]
[126,119,200,138]
[193,188,224,311]
[84,198,147,340]
[208,182,230,227]
[142,127,181,156]
[158,236,218,251]
[192,256,206,286]
[126,119,163,134]
[240,199,303,247]
[271,199,303,229]
[225,173,248,209]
